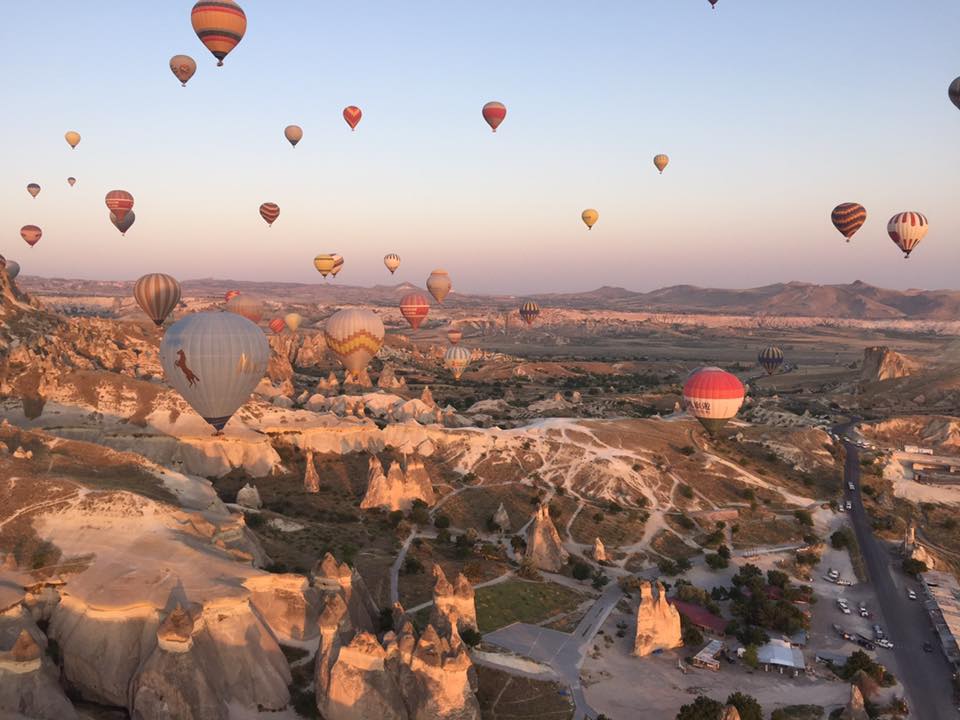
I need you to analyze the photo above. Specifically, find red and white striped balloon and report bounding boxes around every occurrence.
[887,211,928,259]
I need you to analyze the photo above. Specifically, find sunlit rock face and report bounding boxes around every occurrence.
[361,456,436,512]
[429,565,477,635]
[525,504,569,572]
[633,581,682,657]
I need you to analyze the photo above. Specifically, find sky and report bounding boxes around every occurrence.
[3,1,960,294]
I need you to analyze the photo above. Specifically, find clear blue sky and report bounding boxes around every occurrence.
[3,1,959,293]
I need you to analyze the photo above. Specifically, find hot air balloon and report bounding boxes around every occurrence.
[887,212,928,258]
[110,211,136,236]
[951,77,960,111]
[343,106,362,131]
[259,202,280,227]
[708,0,718,7]
[5,261,20,281]
[20,225,42,247]
[447,326,463,345]
[313,255,336,277]
[324,308,384,375]
[269,318,286,334]
[831,203,867,242]
[444,346,471,381]
[170,55,197,86]
[519,300,541,326]
[105,190,134,223]
[284,313,303,333]
[427,270,452,304]
[134,273,181,327]
[400,293,430,330]
[757,346,784,375]
[581,209,599,230]
[191,0,246,67]
[160,311,269,434]
[225,294,263,324]
[0,256,5,272]
[285,125,303,147]
[482,102,507,132]
[384,253,401,275]
[330,254,344,278]
[67,177,76,187]
[682,367,745,434]
[224,290,241,303]
[26,184,40,199]
[65,131,81,149]
[653,154,669,174]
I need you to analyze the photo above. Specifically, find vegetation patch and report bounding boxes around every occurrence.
[475,579,584,633]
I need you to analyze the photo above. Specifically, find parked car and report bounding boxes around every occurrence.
[908,589,917,601]
[848,482,855,490]
[845,500,852,510]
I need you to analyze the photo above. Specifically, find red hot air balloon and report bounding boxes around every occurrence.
[343,106,362,131]
[399,293,430,330]
[224,290,241,302]
[21,225,42,247]
[269,317,286,334]
[682,367,745,434]
[105,190,134,223]
[482,101,507,132]
[259,202,280,227]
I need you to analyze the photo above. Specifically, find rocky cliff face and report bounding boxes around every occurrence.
[525,504,569,572]
[304,449,321,493]
[593,537,608,563]
[860,346,922,383]
[720,706,742,720]
[633,581,682,656]
[429,565,477,635]
[840,683,869,720]
[312,553,377,635]
[361,456,436,511]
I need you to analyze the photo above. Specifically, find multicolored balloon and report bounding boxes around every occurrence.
[285,125,303,147]
[887,211,928,258]
[169,55,197,86]
[67,177,76,187]
[582,209,599,230]
[20,225,42,247]
[519,300,541,326]
[384,253,401,275]
[757,346,784,375]
[284,313,303,332]
[324,308,384,375]
[653,154,669,174]
[343,106,362,131]
[447,326,462,345]
[26,183,40,199]
[225,294,263,324]
[191,0,246,67]
[259,202,280,227]
[134,273,181,327]
[426,269,452,304]
[314,254,337,278]
[269,318,286,334]
[482,101,507,132]
[683,367,745,434]
[444,345,471,381]
[105,190,134,223]
[65,131,81,149]
[110,210,136,236]
[160,311,269,433]
[831,203,867,242]
[400,293,430,330]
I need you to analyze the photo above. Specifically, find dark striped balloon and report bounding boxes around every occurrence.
[949,77,960,111]
[259,202,280,227]
[191,0,247,67]
[830,203,866,242]
[519,300,541,326]
[757,346,784,375]
[134,273,181,327]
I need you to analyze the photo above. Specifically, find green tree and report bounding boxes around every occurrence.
[726,692,763,720]
[676,695,725,720]
[902,558,928,576]
[766,569,789,588]
[434,514,451,529]
[572,562,591,581]
[793,509,814,527]
[743,644,759,669]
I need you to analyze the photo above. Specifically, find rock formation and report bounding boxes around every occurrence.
[316,371,341,396]
[860,346,922,383]
[525,504,569,572]
[593,536,608,563]
[361,457,436,511]
[345,369,373,389]
[404,456,436,506]
[378,365,407,390]
[720,706,742,720]
[312,553,376,634]
[902,525,935,569]
[840,684,869,720]
[235,483,262,509]
[633,581,682,656]
[420,385,435,406]
[492,502,510,533]
[304,450,321,493]
[429,565,477,635]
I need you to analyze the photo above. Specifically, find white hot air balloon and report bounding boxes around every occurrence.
[444,345,471,380]
[384,253,401,275]
[324,308,384,376]
[159,312,270,434]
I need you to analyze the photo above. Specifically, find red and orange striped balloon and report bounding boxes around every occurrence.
[224,290,241,302]
[105,190,134,223]
[399,293,430,330]
[887,211,928,259]
[482,101,507,132]
[259,202,280,227]
[343,106,362,131]
[269,318,286,334]
[191,0,247,67]
[831,203,867,242]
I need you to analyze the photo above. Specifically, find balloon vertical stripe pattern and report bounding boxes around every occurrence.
[887,211,928,258]
[134,273,181,327]
[384,253,401,274]
[831,203,867,241]
[519,300,541,325]
[191,0,247,66]
[444,346,471,380]
[757,346,784,375]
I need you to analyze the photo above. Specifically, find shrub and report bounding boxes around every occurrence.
[436,528,451,544]
[244,512,265,529]
[402,557,424,575]
[572,562,592,581]
[682,623,704,647]
[434,514,451,529]
[679,484,695,499]
[902,558,928,576]
[794,509,814,527]
[676,695,724,720]
[460,628,482,646]
[410,506,431,525]
[388,510,404,527]
[767,569,789,588]
[742,644,759,669]
[705,554,728,571]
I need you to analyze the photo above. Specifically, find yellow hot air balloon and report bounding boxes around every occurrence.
[314,254,337,278]
[581,209,599,230]
[653,154,670,173]
[384,253,401,275]
[324,308,384,375]
[65,131,81,149]
[427,269,452,304]
[285,125,303,148]
[284,313,303,333]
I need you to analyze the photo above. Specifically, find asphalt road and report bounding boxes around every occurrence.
[837,423,956,719]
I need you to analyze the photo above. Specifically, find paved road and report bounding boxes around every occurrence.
[837,422,955,719]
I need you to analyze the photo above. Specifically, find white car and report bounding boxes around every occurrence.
[845,501,852,510]
[848,482,855,490]
[908,589,917,601]
[877,639,894,649]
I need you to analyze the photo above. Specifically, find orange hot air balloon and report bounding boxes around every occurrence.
[26,183,40,199]
[20,225,42,247]
[343,106,362,131]
[399,293,430,330]
[259,202,280,227]
[447,326,463,345]
[65,131,81,149]
[169,55,197,86]
[105,190,134,223]
[269,317,286,334]
[225,294,263,324]
[482,101,507,132]
[426,269,452,304]
[224,290,241,302]
[653,154,670,174]
[191,0,246,67]
[284,125,303,147]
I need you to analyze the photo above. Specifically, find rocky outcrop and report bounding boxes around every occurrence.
[304,450,321,493]
[420,386,435,407]
[525,504,569,573]
[345,369,373,389]
[235,483,261,509]
[316,371,341,396]
[720,707,742,720]
[361,457,436,512]
[429,566,477,635]
[902,525,935,570]
[860,346,922,383]
[312,553,376,635]
[840,684,869,720]
[492,503,510,533]
[378,365,407,391]
[319,631,408,720]
[632,581,682,656]
[593,537,608,563]
[404,456,436,506]
[244,574,320,642]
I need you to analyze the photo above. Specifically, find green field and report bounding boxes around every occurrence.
[476,579,584,633]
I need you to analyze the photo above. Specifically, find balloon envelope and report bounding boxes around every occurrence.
[105,190,134,223]
[225,294,263,324]
[284,313,303,332]
[447,326,462,345]
[949,77,960,111]
[519,300,541,325]
[170,54,197,85]
[67,177,76,187]
[343,106,362,130]
[426,269,452,304]
[581,209,599,229]
[269,318,286,334]
[400,293,430,330]
[683,367,744,434]
[831,203,867,242]
[314,254,338,277]
[191,0,246,66]
[285,125,303,147]
[330,254,344,277]
[27,184,40,198]
[259,202,280,226]
[134,273,181,327]
[384,253,401,274]
[110,210,136,235]
[160,311,269,432]
[224,290,241,303]
[324,309,384,375]
[887,211,928,258]
[482,101,507,132]
[653,154,669,173]
[5,261,20,280]
[65,131,81,149]
[757,346,784,375]
[20,225,42,247]
[444,346,471,380]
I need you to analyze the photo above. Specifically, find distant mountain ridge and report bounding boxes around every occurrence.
[17,276,960,320]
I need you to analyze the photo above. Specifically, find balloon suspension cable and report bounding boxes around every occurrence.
[217,60,224,67]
